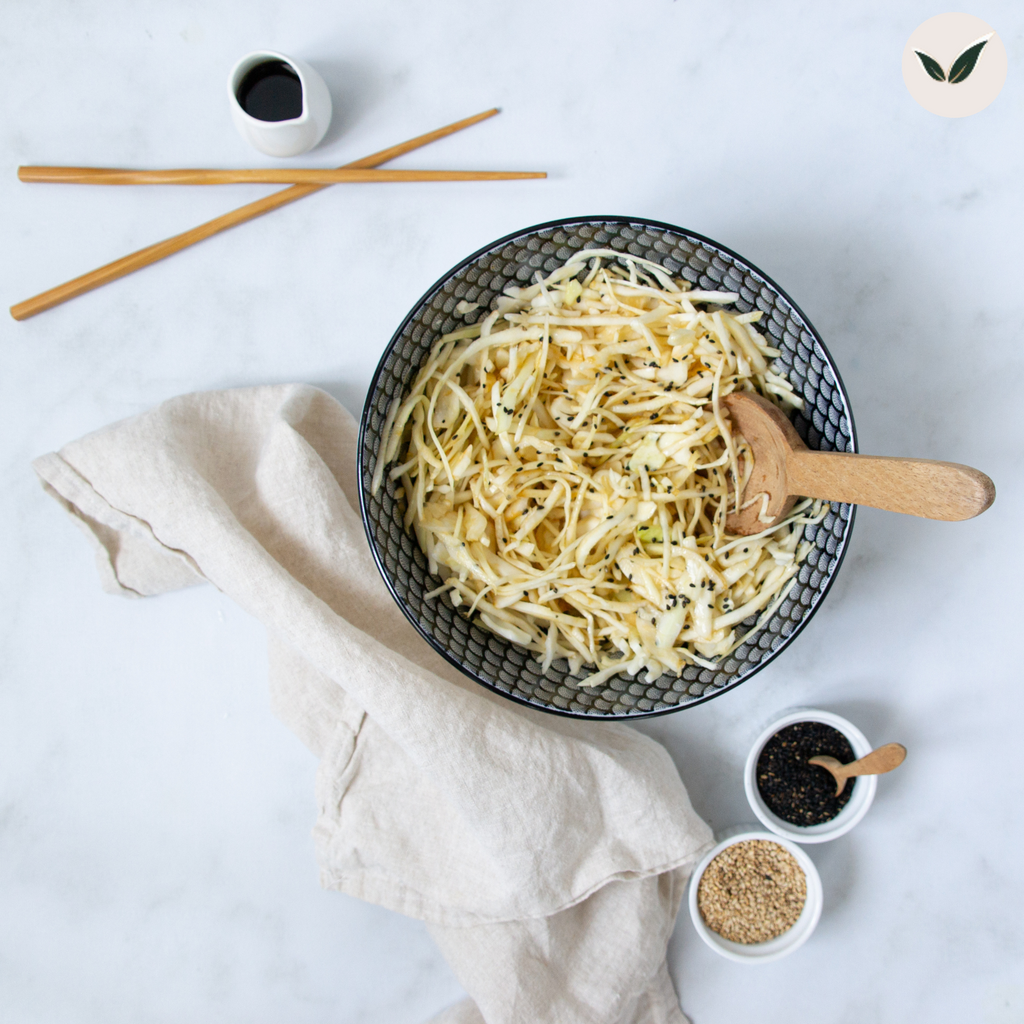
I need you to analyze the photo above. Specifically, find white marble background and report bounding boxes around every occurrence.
[2,1,1023,1021]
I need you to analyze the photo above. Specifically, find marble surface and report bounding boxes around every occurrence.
[2,2,1023,1021]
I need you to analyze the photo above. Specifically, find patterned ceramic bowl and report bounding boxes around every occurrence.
[358,217,856,718]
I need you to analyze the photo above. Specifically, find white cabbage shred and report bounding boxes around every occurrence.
[373,251,825,686]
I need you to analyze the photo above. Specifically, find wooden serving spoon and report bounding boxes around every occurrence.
[722,392,995,535]
[808,742,907,797]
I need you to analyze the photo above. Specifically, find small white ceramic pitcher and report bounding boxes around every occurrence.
[227,50,332,157]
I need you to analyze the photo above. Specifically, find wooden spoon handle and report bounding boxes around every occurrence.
[839,742,907,779]
[786,451,994,521]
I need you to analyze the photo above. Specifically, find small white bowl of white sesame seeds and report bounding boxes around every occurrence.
[688,827,823,963]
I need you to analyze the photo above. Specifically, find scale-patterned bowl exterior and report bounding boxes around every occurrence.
[358,218,856,718]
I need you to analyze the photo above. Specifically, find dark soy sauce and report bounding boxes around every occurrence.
[236,60,303,121]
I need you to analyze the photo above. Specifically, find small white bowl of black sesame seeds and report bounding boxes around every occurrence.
[744,707,877,843]
[688,827,823,962]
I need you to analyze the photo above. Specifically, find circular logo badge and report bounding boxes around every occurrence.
[902,13,1006,118]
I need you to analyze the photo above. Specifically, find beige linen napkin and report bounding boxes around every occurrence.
[34,384,713,1024]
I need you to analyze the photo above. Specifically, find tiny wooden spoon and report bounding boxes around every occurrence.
[722,392,995,534]
[808,743,907,797]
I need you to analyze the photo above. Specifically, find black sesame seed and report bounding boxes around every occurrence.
[756,722,857,826]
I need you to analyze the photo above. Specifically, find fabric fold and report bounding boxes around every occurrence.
[35,384,713,1023]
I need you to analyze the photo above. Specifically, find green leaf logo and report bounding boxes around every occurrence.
[914,32,994,85]
[904,17,1005,118]
[914,50,946,81]
[948,36,990,82]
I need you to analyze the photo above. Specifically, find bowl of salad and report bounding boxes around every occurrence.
[358,217,856,718]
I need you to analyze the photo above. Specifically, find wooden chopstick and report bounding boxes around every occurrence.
[19,166,546,185]
[11,107,500,321]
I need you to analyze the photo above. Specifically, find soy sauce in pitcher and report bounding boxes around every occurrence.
[236,60,303,121]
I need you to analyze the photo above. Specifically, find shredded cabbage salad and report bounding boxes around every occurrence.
[372,250,824,687]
